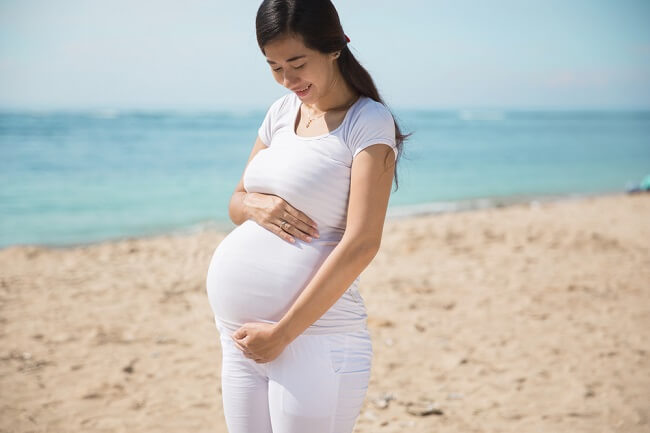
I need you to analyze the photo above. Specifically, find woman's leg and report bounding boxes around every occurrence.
[267,329,373,433]
[218,326,273,433]
[328,330,373,432]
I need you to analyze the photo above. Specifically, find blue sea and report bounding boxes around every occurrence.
[1,108,649,249]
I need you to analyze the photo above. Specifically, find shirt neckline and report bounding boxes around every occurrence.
[290,93,363,140]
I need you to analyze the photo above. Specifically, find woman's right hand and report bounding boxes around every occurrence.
[243,192,320,244]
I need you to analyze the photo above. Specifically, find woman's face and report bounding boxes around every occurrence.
[263,33,339,102]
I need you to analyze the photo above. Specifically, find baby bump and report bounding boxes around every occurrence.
[206,219,337,329]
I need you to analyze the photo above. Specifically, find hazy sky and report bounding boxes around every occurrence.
[1,0,649,110]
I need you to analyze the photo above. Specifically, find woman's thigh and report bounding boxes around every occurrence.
[218,326,273,433]
[267,329,373,433]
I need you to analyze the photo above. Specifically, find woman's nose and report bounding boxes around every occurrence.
[282,72,298,88]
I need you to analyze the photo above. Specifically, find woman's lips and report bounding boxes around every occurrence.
[295,84,311,96]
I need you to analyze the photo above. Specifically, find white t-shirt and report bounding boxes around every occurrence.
[247,91,398,240]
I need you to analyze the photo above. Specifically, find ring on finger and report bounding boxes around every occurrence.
[281,220,290,231]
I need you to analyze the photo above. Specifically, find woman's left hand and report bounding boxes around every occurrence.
[231,322,289,363]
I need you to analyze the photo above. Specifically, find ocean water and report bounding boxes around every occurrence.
[1,108,649,249]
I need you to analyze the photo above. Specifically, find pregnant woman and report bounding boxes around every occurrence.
[206,1,411,432]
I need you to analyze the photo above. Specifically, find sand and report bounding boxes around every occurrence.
[1,192,648,433]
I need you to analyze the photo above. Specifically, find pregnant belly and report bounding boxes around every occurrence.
[206,219,339,331]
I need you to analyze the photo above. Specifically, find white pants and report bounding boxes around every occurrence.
[215,323,373,433]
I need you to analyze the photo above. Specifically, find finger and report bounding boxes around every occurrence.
[274,218,315,243]
[267,221,296,244]
[278,211,319,239]
[283,205,318,231]
[239,346,255,359]
[232,336,248,352]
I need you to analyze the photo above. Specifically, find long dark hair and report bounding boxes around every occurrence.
[255,0,412,191]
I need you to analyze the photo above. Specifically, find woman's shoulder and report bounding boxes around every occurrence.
[349,96,395,126]
[344,95,397,157]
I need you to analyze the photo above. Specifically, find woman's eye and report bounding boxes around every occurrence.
[273,64,305,72]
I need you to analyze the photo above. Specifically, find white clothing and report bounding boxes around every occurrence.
[206,91,398,336]
[216,322,372,433]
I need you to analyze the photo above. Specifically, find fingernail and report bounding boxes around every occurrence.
[306,236,312,242]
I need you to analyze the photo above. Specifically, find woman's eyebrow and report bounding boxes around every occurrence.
[266,55,306,65]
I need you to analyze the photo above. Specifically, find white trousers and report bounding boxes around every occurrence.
[215,323,373,433]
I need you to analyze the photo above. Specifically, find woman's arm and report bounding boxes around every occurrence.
[274,143,396,344]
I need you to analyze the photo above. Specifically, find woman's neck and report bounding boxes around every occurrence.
[306,73,359,114]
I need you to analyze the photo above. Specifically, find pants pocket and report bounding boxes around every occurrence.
[323,333,347,374]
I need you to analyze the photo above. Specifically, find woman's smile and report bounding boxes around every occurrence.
[294,83,312,97]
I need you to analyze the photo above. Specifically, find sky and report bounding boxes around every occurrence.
[1,0,649,111]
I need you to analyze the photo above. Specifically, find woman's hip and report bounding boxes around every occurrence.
[216,322,373,378]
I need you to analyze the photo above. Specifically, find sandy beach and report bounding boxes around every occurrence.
[1,192,648,433]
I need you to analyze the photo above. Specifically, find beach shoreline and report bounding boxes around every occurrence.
[0,189,635,252]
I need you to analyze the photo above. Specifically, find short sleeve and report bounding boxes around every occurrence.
[348,103,398,161]
[257,95,287,147]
